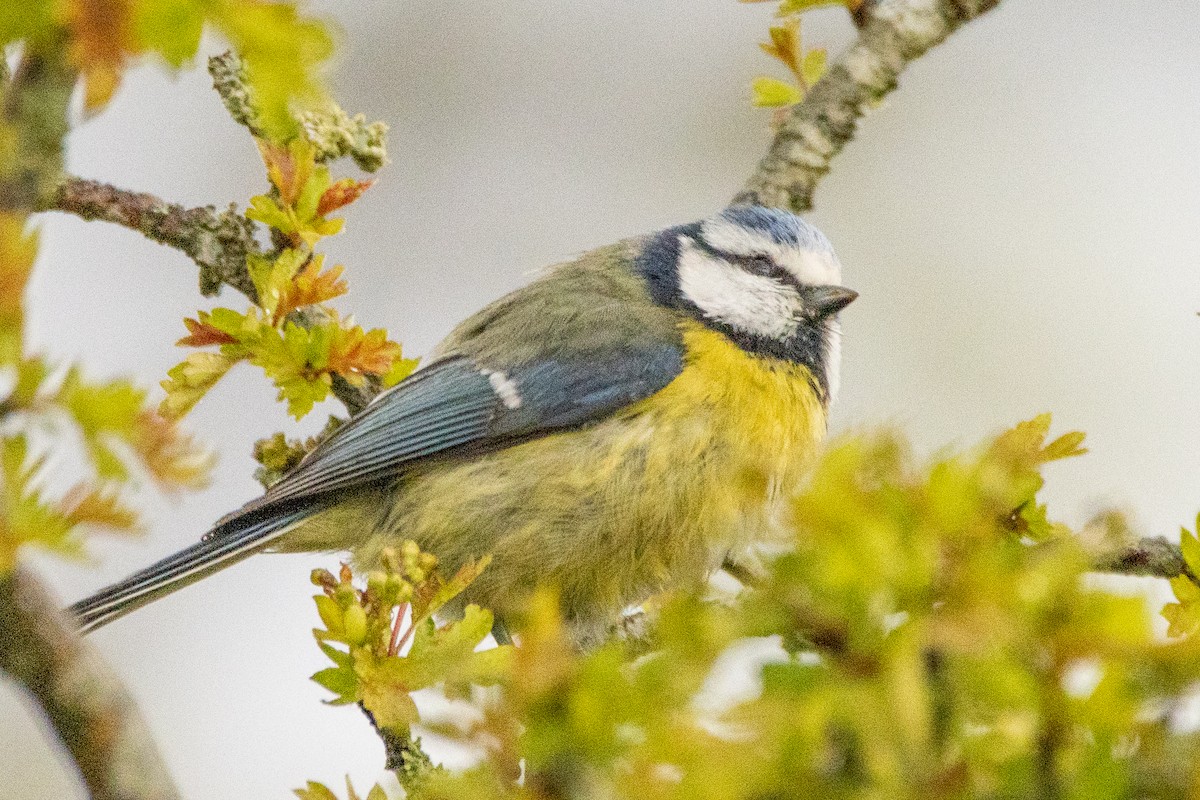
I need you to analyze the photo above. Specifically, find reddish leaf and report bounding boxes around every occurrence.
[131,410,215,490]
[177,315,238,347]
[258,139,313,208]
[62,0,135,110]
[59,483,140,531]
[275,258,348,320]
[317,179,374,217]
[327,326,402,383]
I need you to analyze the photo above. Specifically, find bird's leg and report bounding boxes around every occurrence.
[721,554,766,589]
[491,615,514,646]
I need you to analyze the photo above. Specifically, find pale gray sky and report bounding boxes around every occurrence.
[5,2,1200,797]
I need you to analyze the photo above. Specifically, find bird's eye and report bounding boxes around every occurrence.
[744,255,777,277]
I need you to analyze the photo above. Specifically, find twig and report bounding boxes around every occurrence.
[43,177,262,299]
[0,567,181,800]
[358,705,440,792]
[734,0,1003,212]
[207,52,264,138]
[0,47,73,213]
[1088,536,1192,582]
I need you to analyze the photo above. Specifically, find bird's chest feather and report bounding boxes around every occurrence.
[621,322,828,540]
[350,322,827,625]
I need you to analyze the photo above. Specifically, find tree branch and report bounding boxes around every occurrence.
[734,0,1003,212]
[0,567,181,800]
[43,177,262,300]
[1089,536,1193,582]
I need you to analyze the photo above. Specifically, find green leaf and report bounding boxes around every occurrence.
[134,0,206,67]
[311,666,359,702]
[1180,526,1200,576]
[319,641,352,668]
[246,195,294,235]
[800,48,827,87]
[211,2,335,141]
[777,0,847,14]
[315,594,344,635]
[751,76,803,108]
[411,555,492,624]
[0,435,76,570]
[57,367,145,438]
[160,352,237,419]
[0,0,56,47]
[1041,430,1088,462]
[247,248,307,317]
[294,781,340,800]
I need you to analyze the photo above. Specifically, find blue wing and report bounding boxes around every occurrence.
[231,343,684,514]
[70,343,683,631]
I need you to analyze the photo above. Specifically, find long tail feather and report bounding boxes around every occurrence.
[69,504,317,633]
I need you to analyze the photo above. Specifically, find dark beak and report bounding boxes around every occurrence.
[806,285,858,319]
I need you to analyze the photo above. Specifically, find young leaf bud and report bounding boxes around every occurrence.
[343,604,368,646]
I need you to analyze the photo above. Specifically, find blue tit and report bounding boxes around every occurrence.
[70,206,856,644]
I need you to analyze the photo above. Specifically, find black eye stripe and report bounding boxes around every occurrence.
[740,254,799,286]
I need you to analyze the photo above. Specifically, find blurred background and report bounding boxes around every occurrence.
[4,1,1199,796]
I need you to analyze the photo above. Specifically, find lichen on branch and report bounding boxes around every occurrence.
[735,0,1003,212]
[46,178,263,299]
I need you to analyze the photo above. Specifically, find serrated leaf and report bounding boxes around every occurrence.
[57,367,145,437]
[275,255,347,320]
[131,411,213,490]
[317,178,374,217]
[311,665,359,701]
[246,194,295,234]
[134,0,206,67]
[411,555,492,624]
[752,76,803,108]
[1163,599,1200,639]
[59,484,141,532]
[325,324,403,385]
[177,315,238,347]
[160,352,237,419]
[246,249,308,318]
[0,436,79,569]
[358,660,422,731]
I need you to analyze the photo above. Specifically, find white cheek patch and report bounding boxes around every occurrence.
[700,217,842,287]
[677,236,802,340]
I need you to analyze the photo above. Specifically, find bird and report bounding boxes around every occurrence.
[70,205,856,645]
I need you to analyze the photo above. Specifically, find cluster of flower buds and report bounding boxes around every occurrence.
[310,540,438,652]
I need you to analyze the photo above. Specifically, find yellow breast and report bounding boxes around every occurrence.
[621,320,828,547]
[306,321,829,638]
